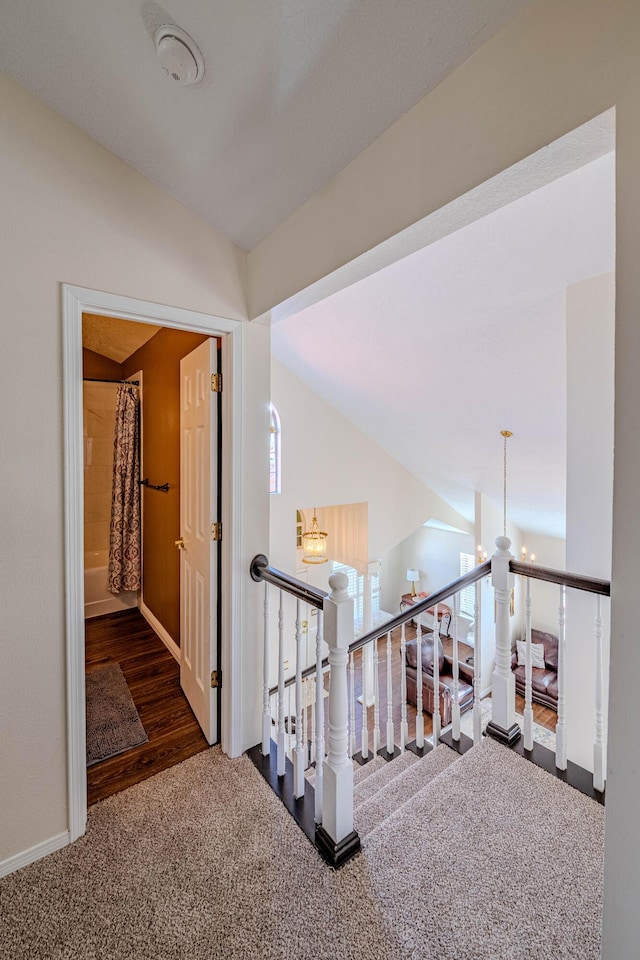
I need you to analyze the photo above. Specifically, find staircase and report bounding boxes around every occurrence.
[349,738,603,959]
[250,543,609,872]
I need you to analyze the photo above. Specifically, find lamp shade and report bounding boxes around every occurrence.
[406,569,420,582]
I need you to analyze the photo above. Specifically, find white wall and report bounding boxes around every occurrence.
[270,359,472,574]
[269,359,472,676]
[250,6,640,946]
[565,273,614,772]
[516,532,566,638]
[381,525,474,622]
[0,73,269,869]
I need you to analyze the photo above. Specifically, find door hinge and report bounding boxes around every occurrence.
[211,373,222,392]
[211,521,222,541]
[211,670,221,689]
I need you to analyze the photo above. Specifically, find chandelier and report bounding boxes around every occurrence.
[301,509,328,565]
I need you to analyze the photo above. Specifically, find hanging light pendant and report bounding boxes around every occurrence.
[301,508,328,564]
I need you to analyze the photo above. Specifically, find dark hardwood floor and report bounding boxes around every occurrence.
[85,608,208,805]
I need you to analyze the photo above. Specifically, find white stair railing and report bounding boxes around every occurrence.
[348,651,356,759]
[555,585,567,771]
[432,609,441,747]
[415,623,424,749]
[277,591,286,775]
[451,594,461,742]
[262,582,271,755]
[360,646,369,760]
[316,572,359,865]
[372,638,381,754]
[472,581,482,744]
[293,600,305,797]
[315,611,325,824]
[523,577,533,751]
[400,623,408,752]
[385,630,394,756]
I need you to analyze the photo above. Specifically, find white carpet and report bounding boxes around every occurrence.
[0,738,602,959]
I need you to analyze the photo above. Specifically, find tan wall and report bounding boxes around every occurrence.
[122,328,210,644]
[82,348,123,381]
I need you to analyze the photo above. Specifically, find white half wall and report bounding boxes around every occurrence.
[565,273,614,772]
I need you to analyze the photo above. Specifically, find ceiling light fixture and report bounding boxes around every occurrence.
[154,25,204,86]
[301,509,328,565]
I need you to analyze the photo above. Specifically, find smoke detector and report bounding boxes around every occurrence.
[154,25,204,86]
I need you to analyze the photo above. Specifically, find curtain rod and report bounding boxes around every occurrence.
[83,377,140,386]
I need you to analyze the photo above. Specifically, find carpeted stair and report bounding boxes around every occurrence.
[354,744,458,840]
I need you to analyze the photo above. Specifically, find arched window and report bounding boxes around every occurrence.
[269,403,281,494]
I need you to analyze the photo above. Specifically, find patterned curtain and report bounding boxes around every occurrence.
[108,384,141,594]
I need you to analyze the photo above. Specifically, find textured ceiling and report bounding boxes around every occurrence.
[273,153,616,539]
[0,0,530,250]
[82,314,161,363]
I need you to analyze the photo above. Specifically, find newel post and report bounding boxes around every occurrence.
[486,536,521,746]
[315,572,361,868]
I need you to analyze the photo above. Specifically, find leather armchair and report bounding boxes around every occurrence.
[404,634,474,726]
[510,629,558,711]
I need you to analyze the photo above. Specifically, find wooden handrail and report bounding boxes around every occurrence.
[259,553,610,697]
[250,554,327,608]
[509,560,610,596]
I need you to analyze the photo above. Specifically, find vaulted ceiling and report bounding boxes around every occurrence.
[0,0,530,250]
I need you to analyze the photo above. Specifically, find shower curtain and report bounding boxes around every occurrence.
[108,383,141,595]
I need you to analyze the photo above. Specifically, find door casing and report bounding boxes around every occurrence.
[63,284,243,842]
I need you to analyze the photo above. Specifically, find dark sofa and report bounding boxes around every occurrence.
[404,633,474,726]
[510,628,558,711]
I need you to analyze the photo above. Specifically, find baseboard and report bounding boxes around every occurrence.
[139,599,180,663]
[0,830,70,878]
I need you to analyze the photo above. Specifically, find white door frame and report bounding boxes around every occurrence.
[62,284,243,842]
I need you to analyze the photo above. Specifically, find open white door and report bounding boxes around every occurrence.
[179,338,219,744]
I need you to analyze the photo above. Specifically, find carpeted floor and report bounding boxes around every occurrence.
[0,739,603,960]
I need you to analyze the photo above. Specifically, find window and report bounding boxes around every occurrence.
[331,561,381,633]
[296,510,303,549]
[459,552,476,618]
[269,403,281,494]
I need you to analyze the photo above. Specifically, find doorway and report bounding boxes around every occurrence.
[64,285,242,842]
[82,317,219,803]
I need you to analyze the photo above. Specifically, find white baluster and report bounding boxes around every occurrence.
[349,652,356,759]
[277,590,286,776]
[293,600,305,796]
[400,623,408,752]
[318,573,359,864]
[556,584,567,770]
[262,582,271,756]
[523,577,533,751]
[315,611,325,824]
[486,537,520,745]
[386,631,394,756]
[372,638,380,754]
[287,685,293,759]
[302,679,309,768]
[415,622,424,749]
[310,677,316,766]
[451,594,461,741]
[472,580,482,744]
[593,596,605,793]
[432,606,441,747]
[361,646,369,760]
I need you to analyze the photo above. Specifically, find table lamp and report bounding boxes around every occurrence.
[406,568,420,597]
